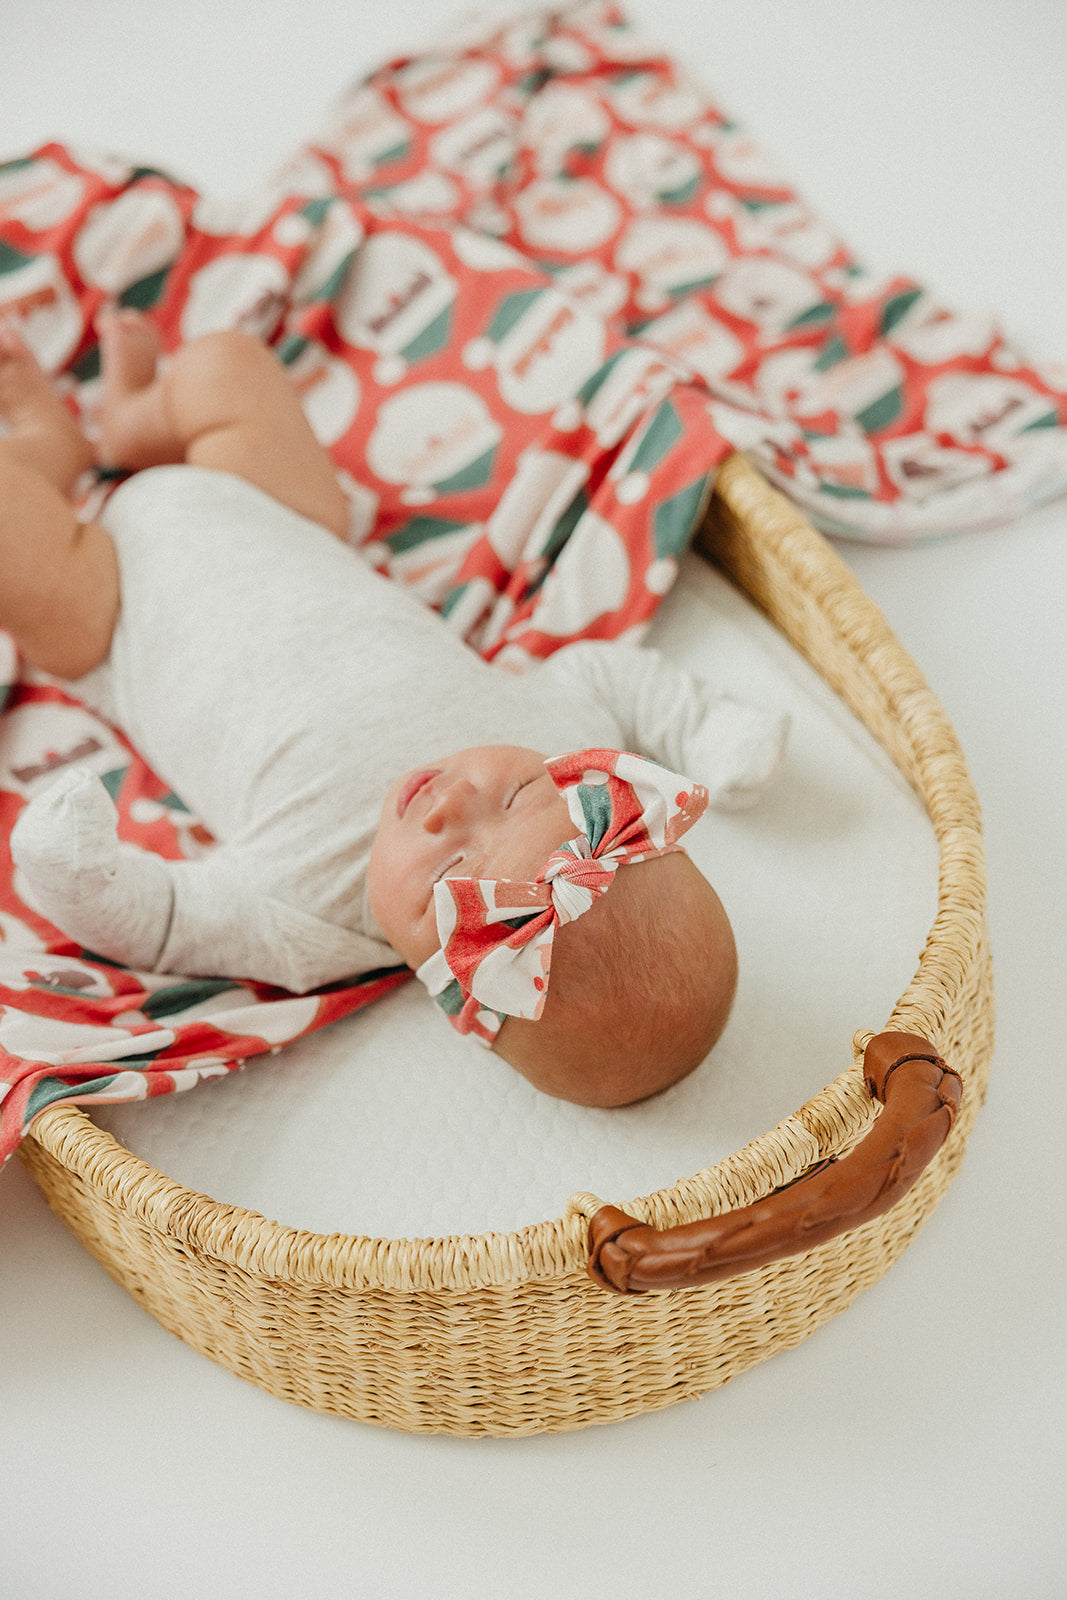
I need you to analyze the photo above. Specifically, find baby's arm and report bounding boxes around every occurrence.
[10,768,377,993]
[539,641,788,808]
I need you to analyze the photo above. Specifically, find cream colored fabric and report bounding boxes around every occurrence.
[11,464,784,990]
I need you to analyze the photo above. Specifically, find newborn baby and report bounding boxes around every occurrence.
[0,313,785,1106]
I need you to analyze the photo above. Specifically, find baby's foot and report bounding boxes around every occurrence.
[0,318,93,492]
[96,306,177,470]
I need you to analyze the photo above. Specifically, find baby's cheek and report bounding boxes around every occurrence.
[366,833,401,927]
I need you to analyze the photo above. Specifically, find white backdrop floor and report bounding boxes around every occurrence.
[1,3,1064,1597]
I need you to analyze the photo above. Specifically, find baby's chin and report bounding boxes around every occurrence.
[376,784,396,828]
[370,769,411,848]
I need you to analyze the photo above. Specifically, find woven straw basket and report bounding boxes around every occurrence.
[20,454,992,1436]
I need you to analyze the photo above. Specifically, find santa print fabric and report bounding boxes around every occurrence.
[1,1,1065,1163]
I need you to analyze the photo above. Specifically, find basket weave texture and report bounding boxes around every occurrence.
[21,455,993,1436]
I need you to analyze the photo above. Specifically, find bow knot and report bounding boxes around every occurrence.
[543,837,616,923]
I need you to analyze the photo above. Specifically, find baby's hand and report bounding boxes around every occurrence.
[11,765,172,967]
[11,765,121,886]
[689,699,789,810]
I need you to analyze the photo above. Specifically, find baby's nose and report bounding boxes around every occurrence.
[423,776,476,832]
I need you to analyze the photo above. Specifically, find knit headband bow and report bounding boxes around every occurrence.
[415,748,709,1045]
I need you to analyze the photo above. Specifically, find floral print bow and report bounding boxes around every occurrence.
[415,748,708,1044]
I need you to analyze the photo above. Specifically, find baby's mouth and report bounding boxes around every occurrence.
[396,767,441,819]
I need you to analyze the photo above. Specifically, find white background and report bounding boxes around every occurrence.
[1,2,1064,1596]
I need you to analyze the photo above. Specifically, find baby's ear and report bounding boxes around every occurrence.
[692,700,789,809]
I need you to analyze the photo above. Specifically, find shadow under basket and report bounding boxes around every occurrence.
[20,454,993,1437]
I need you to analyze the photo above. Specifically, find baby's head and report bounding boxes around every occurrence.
[367,745,737,1107]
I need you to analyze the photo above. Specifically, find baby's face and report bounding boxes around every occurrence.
[367,745,577,969]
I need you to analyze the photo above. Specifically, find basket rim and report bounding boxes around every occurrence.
[25,453,987,1295]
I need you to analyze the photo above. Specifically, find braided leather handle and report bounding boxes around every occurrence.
[587,1031,962,1294]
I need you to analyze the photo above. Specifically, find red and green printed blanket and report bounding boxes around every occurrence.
[2,1,1064,1165]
